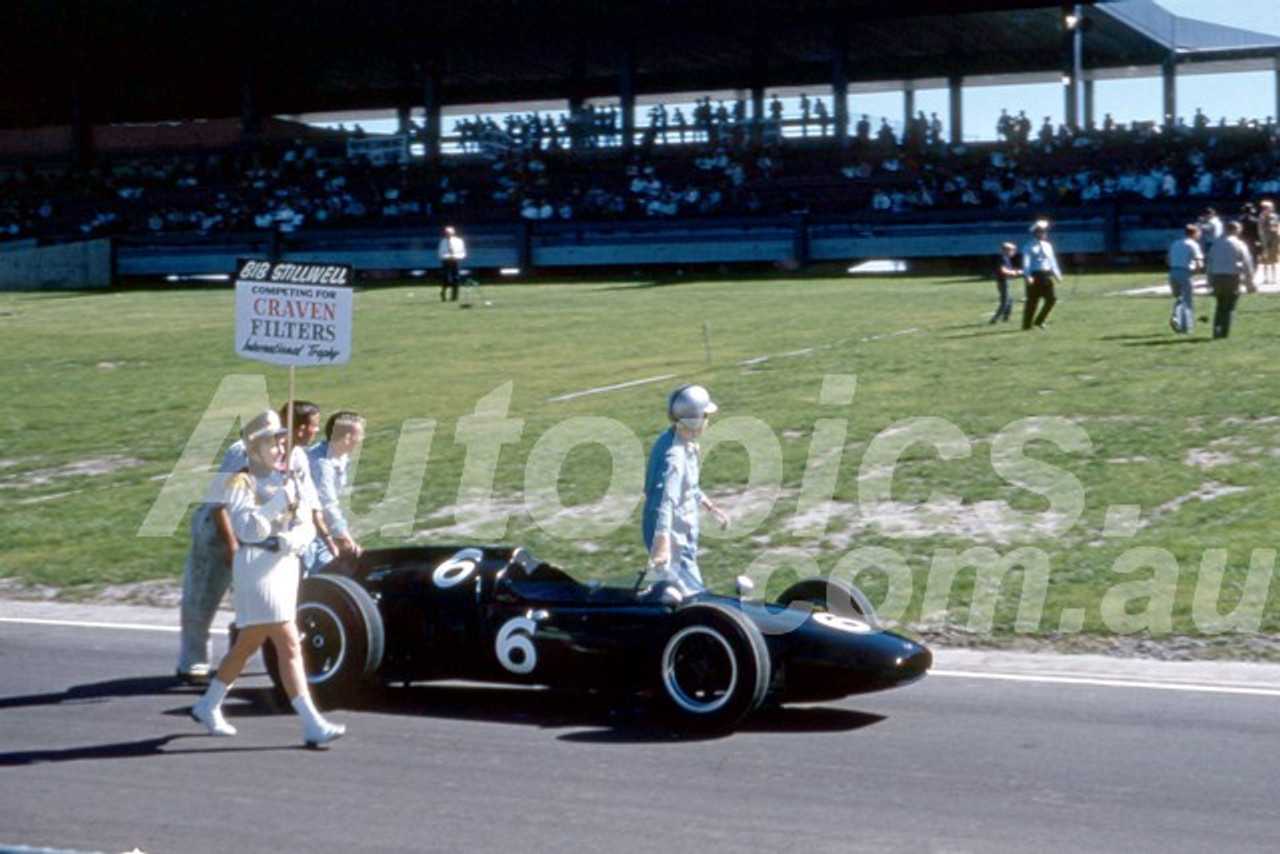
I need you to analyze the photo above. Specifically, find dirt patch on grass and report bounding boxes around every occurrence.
[0,453,145,489]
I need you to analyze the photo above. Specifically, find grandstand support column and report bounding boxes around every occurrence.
[792,211,811,268]
[239,59,261,152]
[234,0,262,153]
[947,76,963,145]
[421,64,442,162]
[618,45,637,153]
[1084,78,1095,131]
[67,5,93,169]
[566,52,587,152]
[750,34,768,147]
[69,76,92,170]
[1275,59,1280,127]
[1062,4,1083,131]
[831,25,850,149]
[1162,52,1177,129]
[751,84,766,147]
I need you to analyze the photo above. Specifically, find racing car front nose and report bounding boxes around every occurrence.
[893,641,932,683]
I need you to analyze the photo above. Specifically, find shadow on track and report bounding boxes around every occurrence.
[345,683,886,743]
[0,669,278,712]
[0,674,188,710]
[0,734,298,767]
[0,679,314,766]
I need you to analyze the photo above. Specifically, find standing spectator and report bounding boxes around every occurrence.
[281,399,322,458]
[990,242,1021,324]
[876,119,896,150]
[1167,223,1203,334]
[1205,220,1256,339]
[190,409,346,747]
[281,400,338,564]
[1020,220,1063,330]
[175,438,247,686]
[438,224,467,302]
[1238,203,1261,265]
[306,411,366,573]
[1258,199,1279,285]
[642,385,729,597]
[856,114,871,144]
[1198,207,1223,255]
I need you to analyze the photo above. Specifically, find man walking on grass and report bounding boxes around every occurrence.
[1020,219,1062,330]
[1205,220,1255,340]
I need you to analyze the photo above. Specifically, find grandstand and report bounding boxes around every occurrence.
[0,1,1278,284]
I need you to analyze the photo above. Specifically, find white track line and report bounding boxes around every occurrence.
[548,373,677,402]
[0,615,186,633]
[931,668,1280,698]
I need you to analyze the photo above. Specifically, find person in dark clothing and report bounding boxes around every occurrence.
[990,241,1021,324]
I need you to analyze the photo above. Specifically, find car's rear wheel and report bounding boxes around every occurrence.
[264,574,385,710]
[655,602,771,731]
[776,577,880,629]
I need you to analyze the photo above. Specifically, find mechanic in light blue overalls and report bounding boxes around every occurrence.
[642,384,729,596]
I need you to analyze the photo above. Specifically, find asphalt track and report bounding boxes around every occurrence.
[2,601,1279,854]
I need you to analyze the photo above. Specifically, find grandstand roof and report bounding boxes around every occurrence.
[0,0,1276,129]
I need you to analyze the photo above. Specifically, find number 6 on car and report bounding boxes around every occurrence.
[496,615,538,674]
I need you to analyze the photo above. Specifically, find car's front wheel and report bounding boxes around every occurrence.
[655,602,771,731]
[775,577,880,629]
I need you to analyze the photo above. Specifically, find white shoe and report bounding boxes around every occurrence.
[175,663,211,687]
[303,718,346,749]
[293,692,345,748]
[191,697,236,737]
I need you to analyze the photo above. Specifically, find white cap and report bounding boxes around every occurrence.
[669,385,718,421]
[1030,220,1050,233]
[242,409,287,443]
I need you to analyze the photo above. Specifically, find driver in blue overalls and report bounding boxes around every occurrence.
[642,384,729,596]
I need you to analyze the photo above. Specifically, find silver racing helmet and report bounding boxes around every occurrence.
[668,384,718,426]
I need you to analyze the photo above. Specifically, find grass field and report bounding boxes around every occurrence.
[3,269,1279,655]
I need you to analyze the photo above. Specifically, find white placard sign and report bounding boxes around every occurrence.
[235,260,354,366]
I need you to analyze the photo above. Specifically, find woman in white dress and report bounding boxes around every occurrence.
[191,409,345,747]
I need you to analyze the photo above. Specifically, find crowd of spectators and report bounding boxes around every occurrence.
[1,99,1278,244]
[833,113,1280,217]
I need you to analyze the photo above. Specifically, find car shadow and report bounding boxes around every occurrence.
[346,683,886,743]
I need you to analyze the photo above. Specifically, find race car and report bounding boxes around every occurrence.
[266,544,931,730]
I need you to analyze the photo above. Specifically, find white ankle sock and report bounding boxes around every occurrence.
[203,678,231,707]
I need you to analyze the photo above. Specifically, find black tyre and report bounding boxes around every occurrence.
[776,577,880,629]
[656,602,771,731]
[264,574,385,710]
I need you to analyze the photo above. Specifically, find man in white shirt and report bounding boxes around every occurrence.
[438,225,467,302]
[1020,220,1063,330]
[1205,220,1255,339]
[1198,207,1223,255]
[1167,223,1203,334]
